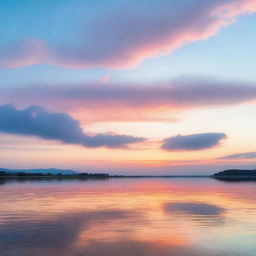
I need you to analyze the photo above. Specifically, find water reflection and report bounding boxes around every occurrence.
[0,210,135,256]
[0,178,255,256]
[163,202,226,227]
[164,202,225,216]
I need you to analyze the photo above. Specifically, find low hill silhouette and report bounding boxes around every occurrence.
[214,169,256,181]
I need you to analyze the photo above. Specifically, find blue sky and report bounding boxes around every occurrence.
[1,0,256,174]
[1,12,256,86]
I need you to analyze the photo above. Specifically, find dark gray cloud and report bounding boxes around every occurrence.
[220,152,256,159]
[162,133,226,151]
[0,104,145,148]
[164,202,225,216]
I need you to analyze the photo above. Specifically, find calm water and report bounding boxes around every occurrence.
[0,178,256,256]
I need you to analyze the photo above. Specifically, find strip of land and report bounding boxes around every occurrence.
[0,168,256,180]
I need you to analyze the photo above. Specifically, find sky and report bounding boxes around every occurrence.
[1,0,256,175]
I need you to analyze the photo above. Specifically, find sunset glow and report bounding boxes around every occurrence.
[1,0,256,174]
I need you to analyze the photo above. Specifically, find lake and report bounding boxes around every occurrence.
[0,178,255,256]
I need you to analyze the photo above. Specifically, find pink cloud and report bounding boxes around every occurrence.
[99,75,110,84]
[0,0,255,69]
[0,38,48,69]
[2,78,256,123]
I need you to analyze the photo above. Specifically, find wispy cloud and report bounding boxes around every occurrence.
[220,152,256,159]
[0,0,255,69]
[3,78,256,123]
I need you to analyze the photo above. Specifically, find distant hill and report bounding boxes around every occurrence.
[213,169,256,181]
[214,169,256,176]
[0,168,77,175]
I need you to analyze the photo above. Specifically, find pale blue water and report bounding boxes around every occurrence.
[0,178,255,256]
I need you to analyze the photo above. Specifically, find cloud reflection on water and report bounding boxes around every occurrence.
[164,202,225,216]
[0,179,256,256]
[0,210,135,256]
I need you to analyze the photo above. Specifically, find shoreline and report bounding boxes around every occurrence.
[0,175,229,180]
[1,174,256,181]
